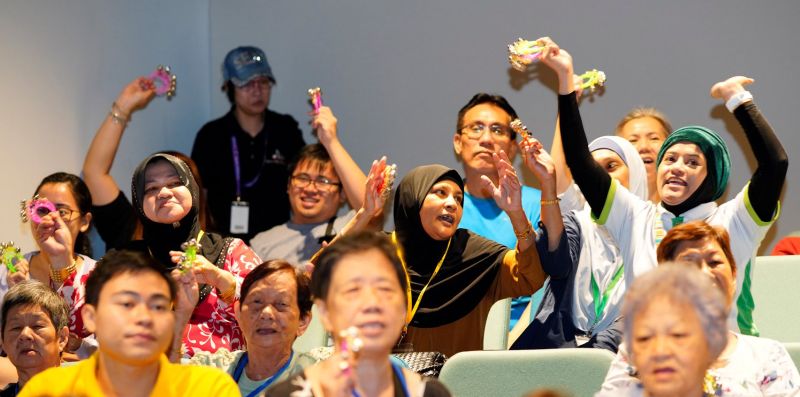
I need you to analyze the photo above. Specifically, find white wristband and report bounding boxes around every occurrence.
[725,90,753,113]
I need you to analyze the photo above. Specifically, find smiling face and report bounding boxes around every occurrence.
[672,239,735,307]
[592,149,630,190]
[235,270,309,352]
[141,160,193,224]
[33,182,91,248]
[657,142,708,206]
[419,180,463,241]
[288,160,344,224]
[618,116,668,192]
[2,304,68,375]
[453,103,517,177]
[82,271,174,366]
[631,296,712,397]
[319,248,407,358]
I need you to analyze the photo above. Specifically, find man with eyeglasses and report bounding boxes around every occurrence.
[250,106,366,267]
[192,46,305,242]
[452,93,543,331]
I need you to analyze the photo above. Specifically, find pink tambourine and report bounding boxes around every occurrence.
[27,198,56,224]
[307,87,323,112]
[147,65,177,100]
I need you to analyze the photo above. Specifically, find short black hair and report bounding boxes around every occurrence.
[86,250,177,307]
[34,172,93,257]
[241,260,313,318]
[2,281,69,338]
[456,93,519,140]
[288,144,334,177]
[311,231,407,301]
[223,81,236,105]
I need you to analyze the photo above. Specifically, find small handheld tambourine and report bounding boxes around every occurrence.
[179,238,202,271]
[1,242,23,273]
[144,65,177,100]
[575,69,607,94]
[508,38,544,72]
[338,326,364,375]
[20,195,56,224]
[375,163,397,201]
[510,119,532,138]
[307,87,323,113]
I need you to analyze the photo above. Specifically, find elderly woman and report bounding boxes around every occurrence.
[269,231,451,396]
[0,281,69,395]
[188,260,317,396]
[599,221,800,396]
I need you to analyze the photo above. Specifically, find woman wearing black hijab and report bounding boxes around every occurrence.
[329,152,547,356]
[126,153,262,358]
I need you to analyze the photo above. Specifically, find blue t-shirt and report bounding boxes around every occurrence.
[459,185,544,329]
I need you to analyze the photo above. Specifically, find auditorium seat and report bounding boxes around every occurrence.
[751,255,800,342]
[484,298,511,350]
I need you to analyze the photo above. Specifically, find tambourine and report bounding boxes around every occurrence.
[178,238,202,271]
[144,65,177,100]
[575,69,607,94]
[507,38,544,72]
[338,326,364,375]
[307,87,323,113]
[1,242,23,273]
[20,195,56,224]
[376,163,397,202]
[510,119,532,138]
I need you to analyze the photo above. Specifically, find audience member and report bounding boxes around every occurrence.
[615,107,672,204]
[4,173,96,360]
[599,221,800,395]
[192,46,305,241]
[539,36,787,336]
[19,250,239,396]
[0,281,69,395]
[127,153,261,357]
[251,105,367,265]
[453,93,543,329]
[268,231,451,396]
[771,231,800,255]
[188,260,317,395]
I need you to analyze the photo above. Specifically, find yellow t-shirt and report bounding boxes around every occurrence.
[19,353,240,397]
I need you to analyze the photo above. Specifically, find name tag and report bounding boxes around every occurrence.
[230,201,249,234]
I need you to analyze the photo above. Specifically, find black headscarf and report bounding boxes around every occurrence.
[393,164,508,328]
[131,153,228,270]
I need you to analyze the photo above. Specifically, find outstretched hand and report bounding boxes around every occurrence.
[311,106,338,145]
[537,37,574,80]
[114,77,158,116]
[519,136,556,192]
[479,150,523,213]
[362,156,390,219]
[710,76,754,102]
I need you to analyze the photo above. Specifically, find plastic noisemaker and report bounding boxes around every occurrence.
[1,242,23,273]
[179,238,202,271]
[575,69,607,94]
[21,195,57,224]
[507,38,544,72]
[307,87,323,113]
[145,65,177,100]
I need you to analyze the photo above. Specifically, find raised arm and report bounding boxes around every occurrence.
[520,137,563,251]
[538,37,612,218]
[710,76,788,221]
[82,78,156,205]
[313,106,367,210]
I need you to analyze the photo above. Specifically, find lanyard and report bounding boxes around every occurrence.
[352,361,410,397]
[232,351,294,397]
[390,232,451,334]
[588,263,624,333]
[230,135,265,200]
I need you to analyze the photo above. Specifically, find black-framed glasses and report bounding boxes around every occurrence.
[290,174,342,191]
[460,122,513,140]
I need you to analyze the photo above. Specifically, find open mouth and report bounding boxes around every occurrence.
[357,321,386,336]
[19,347,37,355]
[438,214,455,226]
[665,177,687,187]
[255,327,279,336]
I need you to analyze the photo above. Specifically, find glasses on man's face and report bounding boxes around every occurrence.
[239,78,272,93]
[290,174,342,192]
[460,122,513,140]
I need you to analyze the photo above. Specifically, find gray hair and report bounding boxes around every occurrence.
[622,263,728,361]
[1,280,69,336]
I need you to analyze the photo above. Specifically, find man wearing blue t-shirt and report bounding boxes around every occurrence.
[453,93,544,331]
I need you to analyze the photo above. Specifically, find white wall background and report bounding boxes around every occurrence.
[1,1,798,256]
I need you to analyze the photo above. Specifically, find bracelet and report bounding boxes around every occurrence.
[218,283,236,303]
[541,198,561,206]
[50,260,77,285]
[514,221,535,241]
[109,102,131,126]
[725,90,753,113]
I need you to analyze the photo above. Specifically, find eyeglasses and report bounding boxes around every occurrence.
[460,122,513,140]
[290,174,342,191]
[239,78,272,93]
[54,207,80,221]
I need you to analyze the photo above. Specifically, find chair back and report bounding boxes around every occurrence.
[484,298,511,350]
[751,256,800,342]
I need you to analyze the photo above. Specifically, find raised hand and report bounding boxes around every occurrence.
[535,37,575,94]
[114,77,158,116]
[171,267,200,317]
[710,75,754,102]
[311,106,339,145]
[35,211,74,265]
[6,257,30,288]
[479,150,523,213]
[520,136,557,193]
[362,156,391,219]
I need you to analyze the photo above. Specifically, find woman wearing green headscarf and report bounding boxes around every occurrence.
[535,36,787,337]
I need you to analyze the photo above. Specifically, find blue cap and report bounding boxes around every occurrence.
[222,46,275,87]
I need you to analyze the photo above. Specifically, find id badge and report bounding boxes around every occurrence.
[230,201,249,234]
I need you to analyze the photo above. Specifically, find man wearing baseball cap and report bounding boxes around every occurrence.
[192,46,305,241]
